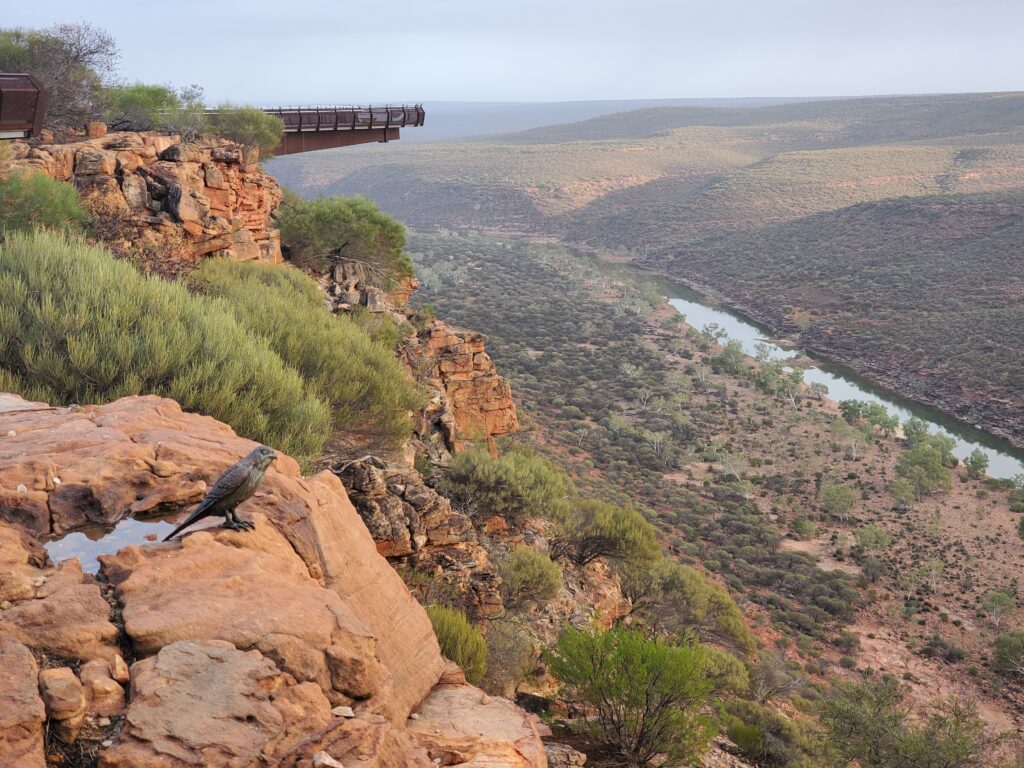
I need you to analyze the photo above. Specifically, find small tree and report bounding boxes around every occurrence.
[555,498,659,567]
[106,82,207,138]
[981,590,1014,629]
[903,417,930,448]
[499,546,562,610]
[209,104,285,161]
[425,604,487,684]
[438,445,571,522]
[546,625,716,767]
[276,192,413,279]
[897,443,951,499]
[964,449,989,480]
[993,631,1024,676]
[821,483,857,523]
[890,478,916,510]
[0,22,119,131]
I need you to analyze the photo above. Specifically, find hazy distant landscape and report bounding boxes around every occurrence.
[269,92,1024,446]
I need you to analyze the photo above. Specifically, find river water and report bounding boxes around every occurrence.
[667,289,1024,480]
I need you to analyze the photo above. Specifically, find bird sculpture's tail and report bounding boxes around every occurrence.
[162,504,209,541]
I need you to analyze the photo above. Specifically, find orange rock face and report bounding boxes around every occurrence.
[412,320,520,456]
[0,394,547,767]
[10,132,282,267]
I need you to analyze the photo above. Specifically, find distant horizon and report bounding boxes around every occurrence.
[6,1,1024,103]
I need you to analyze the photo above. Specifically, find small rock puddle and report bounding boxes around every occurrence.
[43,517,178,574]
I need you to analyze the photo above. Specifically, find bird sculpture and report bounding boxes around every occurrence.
[163,445,277,541]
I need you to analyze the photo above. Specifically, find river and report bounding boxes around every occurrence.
[667,288,1024,480]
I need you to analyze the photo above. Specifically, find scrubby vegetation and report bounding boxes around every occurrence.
[425,604,487,684]
[0,233,419,462]
[0,171,86,232]
[192,259,422,449]
[498,546,563,610]
[546,625,716,767]
[105,82,206,137]
[438,444,572,522]
[207,104,285,161]
[0,231,329,457]
[275,192,413,279]
[820,676,998,768]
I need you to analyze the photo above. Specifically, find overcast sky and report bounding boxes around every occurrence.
[7,0,1024,103]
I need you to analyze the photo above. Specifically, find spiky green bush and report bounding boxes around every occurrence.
[499,546,563,610]
[0,170,86,233]
[192,258,422,448]
[438,444,572,522]
[0,231,330,457]
[425,604,487,684]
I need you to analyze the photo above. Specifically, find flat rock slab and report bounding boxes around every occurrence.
[99,640,285,768]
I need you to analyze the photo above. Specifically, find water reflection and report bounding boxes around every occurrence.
[43,517,177,574]
[668,294,1024,480]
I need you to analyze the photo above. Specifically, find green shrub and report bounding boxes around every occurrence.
[821,676,993,767]
[276,191,413,279]
[897,441,952,499]
[555,498,659,566]
[727,699,833,768]
[792,517,815,539]
[0,171,86,232]
[619,557,757,653]
[105,82,206,137]
[438,445,572,522]
[545,625,716,767]
[208,104,284,161]
[480,617,535,697]
[0,231,330,458]
[499,546,563,610]
[425,604,487,684]
[992,631,1024,675]
[192,259,421,448]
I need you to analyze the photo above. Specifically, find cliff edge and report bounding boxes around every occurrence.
[0,394,547,768]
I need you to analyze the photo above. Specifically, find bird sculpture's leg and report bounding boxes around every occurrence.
[220,507,244,531]
[221,508,255,531]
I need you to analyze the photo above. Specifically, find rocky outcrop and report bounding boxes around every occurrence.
[409,685,550,767]
[0,394,546,767]
[319,260,519,464]
[412,320,520,456]
[10,131,282,268]
[339,457,504,621]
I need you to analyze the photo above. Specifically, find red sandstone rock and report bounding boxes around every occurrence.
[409,684,548,768]
[0,394,546,767]
[11,132,282,265]
[39,667,87,742]
[0,631,45,767]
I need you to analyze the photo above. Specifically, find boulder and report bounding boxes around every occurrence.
[79,659,125,717]
[39,667,87,742]
[0,631,45,767]
[108,524,385,707]
[409,684,548,767]
[0,558,119,663]
[74,147,117,176]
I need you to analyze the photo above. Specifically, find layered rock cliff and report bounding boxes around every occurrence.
[0,395,547,768]
[322,259,520,463]
[10,130,283,269]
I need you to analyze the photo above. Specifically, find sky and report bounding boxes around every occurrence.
[6,0,1024,104]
